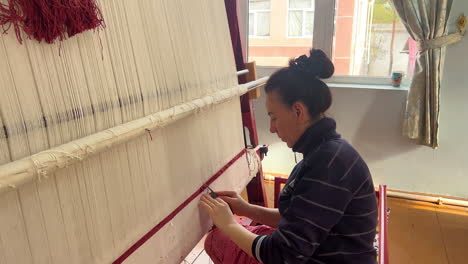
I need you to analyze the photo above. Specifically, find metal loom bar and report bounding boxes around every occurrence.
[0,77,269,194]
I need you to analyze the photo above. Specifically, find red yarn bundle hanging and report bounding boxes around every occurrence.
[0,0,104,44]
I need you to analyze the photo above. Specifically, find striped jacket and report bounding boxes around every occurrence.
[252,118,377,264]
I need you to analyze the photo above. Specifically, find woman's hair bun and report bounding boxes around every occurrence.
[289,49,334,79]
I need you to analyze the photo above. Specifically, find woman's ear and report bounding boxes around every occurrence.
[292,102,305,119]
[293,101,313,125]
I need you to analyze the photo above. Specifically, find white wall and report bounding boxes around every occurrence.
[253,1,468,198]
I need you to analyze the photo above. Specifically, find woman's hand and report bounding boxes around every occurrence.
[199,193,258,258]
[215,191,252,217]
[199,194,237,230]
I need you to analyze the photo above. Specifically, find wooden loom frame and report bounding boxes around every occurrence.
[241,63,269,208]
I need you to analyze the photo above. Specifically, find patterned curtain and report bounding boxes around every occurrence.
[391,0,464,148]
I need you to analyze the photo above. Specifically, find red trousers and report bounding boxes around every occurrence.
[204,225,275,264]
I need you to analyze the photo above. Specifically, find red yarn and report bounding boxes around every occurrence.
[0,0,23,41]
[0,0,104,43]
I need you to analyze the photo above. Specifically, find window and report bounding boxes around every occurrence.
[331,0,414,79]
[288,0,315,38]
[248,0,315,67]
[248,0,415,83]
[249,0,271,37]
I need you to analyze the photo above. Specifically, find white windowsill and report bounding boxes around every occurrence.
[327,83,409,91]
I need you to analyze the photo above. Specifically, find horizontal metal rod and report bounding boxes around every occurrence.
[387,190,468,208]
[245,76,268,91]
[0,77,269,194]
[236,69,249,76]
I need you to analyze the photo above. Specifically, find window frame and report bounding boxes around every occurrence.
[246,0,410,86]
[286,0,315,38]
[248,1,271,39]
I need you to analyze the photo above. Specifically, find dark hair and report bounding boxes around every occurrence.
[265,49,334,119]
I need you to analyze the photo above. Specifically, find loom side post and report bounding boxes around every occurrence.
[224,0,268,208]
[242,97,268,207]
[245,62,261,100]
[241,63,268,208]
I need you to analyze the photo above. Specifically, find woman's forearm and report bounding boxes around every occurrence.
[246,205,281,227]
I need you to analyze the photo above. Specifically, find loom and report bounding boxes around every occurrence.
[0,0,267,263]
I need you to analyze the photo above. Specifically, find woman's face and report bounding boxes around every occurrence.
[265,91,310,148]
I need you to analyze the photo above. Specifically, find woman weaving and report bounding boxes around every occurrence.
[199,49,378,264]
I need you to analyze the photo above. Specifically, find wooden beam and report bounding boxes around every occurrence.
[245,61,261,100]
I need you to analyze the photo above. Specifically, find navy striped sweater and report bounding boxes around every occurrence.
[252,118,377,264]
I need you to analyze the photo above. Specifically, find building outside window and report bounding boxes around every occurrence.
[249,0,271,37]
[288,0,315,38]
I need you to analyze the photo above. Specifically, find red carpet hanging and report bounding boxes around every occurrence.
[0,0,104,43]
